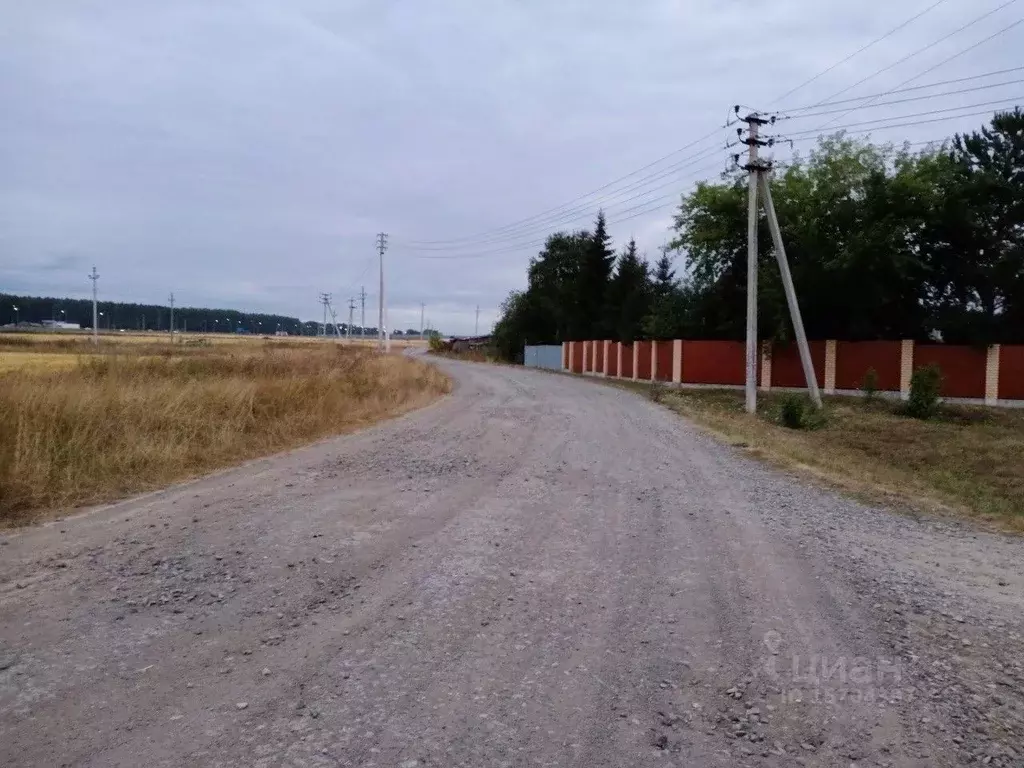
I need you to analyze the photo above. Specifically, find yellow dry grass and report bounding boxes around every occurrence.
[0,341,449,524]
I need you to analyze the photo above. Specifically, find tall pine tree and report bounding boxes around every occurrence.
[606,238,650,342]
[570,211,615,339]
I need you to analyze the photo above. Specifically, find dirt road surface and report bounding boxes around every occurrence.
[2,360,1023,767]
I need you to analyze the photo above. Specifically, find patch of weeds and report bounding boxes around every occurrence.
[647,382,667,403]
[777,393,828,430]
[861,367,879,404]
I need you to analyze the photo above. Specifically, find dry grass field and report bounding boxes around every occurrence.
[0,333,449,524]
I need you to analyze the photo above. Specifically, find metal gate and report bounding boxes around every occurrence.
[523,345,563,370]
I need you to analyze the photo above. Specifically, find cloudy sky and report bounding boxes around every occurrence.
[1,1,1020,333]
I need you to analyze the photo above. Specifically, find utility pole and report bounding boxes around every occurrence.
[168,292,175,341]
[89,266,100,345]
[420,302,425,337]
[740,110,821,411]
[319,292,331,337]
[377,232,389,352]
[475,305,480,336]
[348,297,356,342]
[360,286,367,338]
[760,174,822,408]
[742,114,766,414]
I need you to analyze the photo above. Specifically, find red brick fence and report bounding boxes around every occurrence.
[563,339,1024,404]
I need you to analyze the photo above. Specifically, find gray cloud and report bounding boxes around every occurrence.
[1,1,1019,333]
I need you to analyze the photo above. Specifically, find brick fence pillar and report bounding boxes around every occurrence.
[824,340,837,394]
[651,340,659,381]
[617,342,623,378]
[759,343,772,391]
[603,340,611,376]
[672,339,682,384]
[568,341,575,372]
[632,342,639,382]
[985,345,1000,405]
[582,340,589,374]
[899,340,914,399]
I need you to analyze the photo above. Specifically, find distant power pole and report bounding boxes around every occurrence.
[348,297,356,342]
[420,302,425,337]
[376,232,389,352]
[475,305,480,336]
[88,266,99,345]
[359,286,367,338]
[319,292,331,337]
[168,292,175,340]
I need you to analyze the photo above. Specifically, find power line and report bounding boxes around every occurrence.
[785,97,1023,137]
[410,160,723,260]
[781,78,1024,119]
[769,0,952,105]
[807,15,1024,133]
[793,0,1021,110]
[400,126,726,247]
[397,144,727,252]
[784,105,1020,143]
[781,66,1024,111]
[395,2,963,252]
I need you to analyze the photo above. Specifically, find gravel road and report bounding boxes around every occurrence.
[2,359,1023,767]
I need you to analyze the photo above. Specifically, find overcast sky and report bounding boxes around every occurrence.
[1,1,1019,333]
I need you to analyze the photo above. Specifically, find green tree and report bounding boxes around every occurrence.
[606,238,650,341]
[571,211,615,339]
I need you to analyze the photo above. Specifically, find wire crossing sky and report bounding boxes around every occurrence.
[1,1,1020,334]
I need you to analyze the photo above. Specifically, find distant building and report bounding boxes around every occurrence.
[41,320,82,330]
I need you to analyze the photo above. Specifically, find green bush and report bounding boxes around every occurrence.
[779,394,807,429]
[427,331,445,353]
[905,364,942,420]
[861,367,879,403]
[777,393,828,430]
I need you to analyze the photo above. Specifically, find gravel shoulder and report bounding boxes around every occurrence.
[1,360,1022,767]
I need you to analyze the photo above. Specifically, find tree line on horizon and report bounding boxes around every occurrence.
[492,109,1024,361]
[0,294,439,337]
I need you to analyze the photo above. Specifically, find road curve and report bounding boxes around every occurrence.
[2,359,1022,767]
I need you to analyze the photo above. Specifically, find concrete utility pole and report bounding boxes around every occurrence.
[89,267,99,345]
[377,232,389,352]
[760,174,821,407]
[475,305,480,336]
[168,292,175,341]
[360,286,367,338]
[742,115,765,414]
[348,298,356,342]
[741,110,822,411]
[420,302,425,337]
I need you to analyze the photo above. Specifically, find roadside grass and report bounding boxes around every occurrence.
[0,343,450,525]
[639,384,1024,531]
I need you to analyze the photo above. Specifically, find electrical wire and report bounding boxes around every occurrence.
[769,0,951,105]
[791,0,1020,111]
[397,4,1018,257]
[786,104,1020,139]
[780,78,1024,119]
[408,161,724,259]
[780,66,1024,111]
[785,96,1024,136]
[809,15,1024,132]
[398,144,726,251]
[399,125,725,246]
